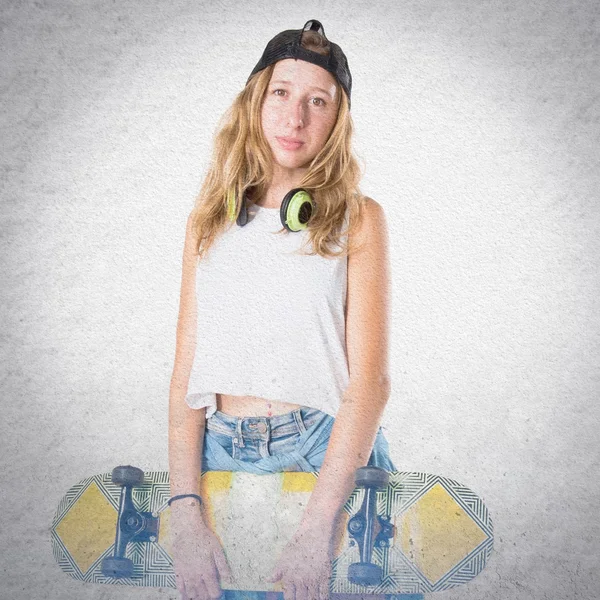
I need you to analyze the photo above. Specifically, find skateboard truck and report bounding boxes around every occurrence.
[101,465,159,579]
[347,466,394,587]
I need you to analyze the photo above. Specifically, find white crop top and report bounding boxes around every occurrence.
[185,202,350,419]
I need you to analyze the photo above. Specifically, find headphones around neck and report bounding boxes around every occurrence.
[227,188,315,232]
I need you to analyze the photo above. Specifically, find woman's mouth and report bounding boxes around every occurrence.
[276,137,305,151]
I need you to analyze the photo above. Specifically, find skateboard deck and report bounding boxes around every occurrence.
[52,468,493,596]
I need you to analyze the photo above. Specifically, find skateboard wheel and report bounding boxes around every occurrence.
[348,561,383,586]
[355,466,389,488]
[101,556,134,578]
[111,465,144,487]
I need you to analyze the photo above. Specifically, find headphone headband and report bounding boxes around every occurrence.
[227,188,314,232]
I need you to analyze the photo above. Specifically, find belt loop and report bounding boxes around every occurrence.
[293,409,307,434]
[236,417,245,447]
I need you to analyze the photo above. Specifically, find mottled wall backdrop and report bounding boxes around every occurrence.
[1,0,599,598]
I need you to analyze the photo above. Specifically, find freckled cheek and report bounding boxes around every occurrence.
[261,122,276,144]
[260,106,274,130]
[262,114,282,140]
[315,128,331,149]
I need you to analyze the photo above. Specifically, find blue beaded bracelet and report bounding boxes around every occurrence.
[168,493,203,507]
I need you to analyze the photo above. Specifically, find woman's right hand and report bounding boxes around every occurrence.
[170,504,233,600]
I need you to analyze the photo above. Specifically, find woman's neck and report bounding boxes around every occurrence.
[256,168,308,209]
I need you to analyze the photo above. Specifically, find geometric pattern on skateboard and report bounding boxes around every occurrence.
[51,470,493,594]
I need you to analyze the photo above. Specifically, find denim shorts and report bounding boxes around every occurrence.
[201,406,396,473]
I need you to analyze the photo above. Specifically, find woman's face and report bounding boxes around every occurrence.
[261,59,339,173]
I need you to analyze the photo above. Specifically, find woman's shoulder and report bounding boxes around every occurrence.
[183,210,202,262]
[354,196,388,238]
[359,195,384,212]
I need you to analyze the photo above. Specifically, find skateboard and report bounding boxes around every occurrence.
[52,466,493,597]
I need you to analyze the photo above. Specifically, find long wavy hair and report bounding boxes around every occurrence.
[190,30,367,261]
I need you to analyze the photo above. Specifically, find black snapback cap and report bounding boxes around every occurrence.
[246,19,352,109]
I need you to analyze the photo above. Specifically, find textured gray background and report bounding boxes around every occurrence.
[1,0,599,598]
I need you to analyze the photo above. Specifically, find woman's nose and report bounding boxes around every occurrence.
[287,101,306,128]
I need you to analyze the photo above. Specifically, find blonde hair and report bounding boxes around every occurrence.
[190,30,367,261]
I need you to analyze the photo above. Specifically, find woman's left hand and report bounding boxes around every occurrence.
[268,519,335,600]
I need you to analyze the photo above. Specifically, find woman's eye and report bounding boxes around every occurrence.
[271,90,324,105]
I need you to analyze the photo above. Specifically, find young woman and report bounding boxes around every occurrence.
[168,20,396,600]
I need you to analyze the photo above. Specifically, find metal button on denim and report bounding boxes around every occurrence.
[257,422,267,434]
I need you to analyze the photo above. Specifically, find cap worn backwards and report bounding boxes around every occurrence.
[246,19,352,109]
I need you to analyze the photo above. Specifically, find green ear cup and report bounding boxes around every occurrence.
[280,189,314,232]
[228,187,314,230]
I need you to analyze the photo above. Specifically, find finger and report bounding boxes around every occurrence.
[318,579,330,600]
[191,578,208,600]
[294,581,308,600]
[268,565,282,583]
[213,547,233,582]
[175,571,186,598]
[304,582,320,600]
[202,569,224,600]
[282,580,296,600]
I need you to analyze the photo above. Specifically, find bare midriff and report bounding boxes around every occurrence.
[216,393,303,417]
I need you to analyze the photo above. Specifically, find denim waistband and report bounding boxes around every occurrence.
[206,407,325,440]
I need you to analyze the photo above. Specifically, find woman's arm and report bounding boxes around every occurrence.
[168,214,233,600]
[169,212,205,504]
[301,197,393,531]
[268,198,393,599]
